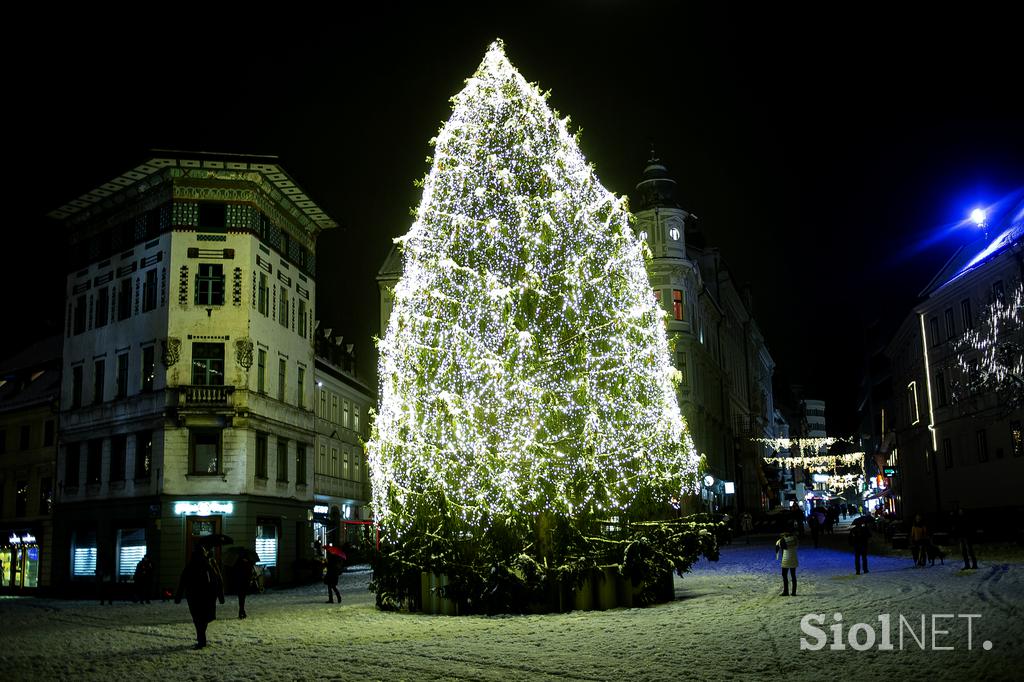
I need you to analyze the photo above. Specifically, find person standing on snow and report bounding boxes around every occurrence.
[775,524,799,596]
[175,546,225,649]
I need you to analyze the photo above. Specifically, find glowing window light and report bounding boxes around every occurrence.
[174,501,234,516]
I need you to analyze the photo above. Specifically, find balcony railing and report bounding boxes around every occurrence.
[177,384,235,408]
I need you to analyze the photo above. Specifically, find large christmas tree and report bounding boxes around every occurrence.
[367,41,712,613]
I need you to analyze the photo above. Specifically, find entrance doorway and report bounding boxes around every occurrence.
[185,515,222,563]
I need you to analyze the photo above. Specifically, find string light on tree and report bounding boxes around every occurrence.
[956,280,1023,409]
[367,40,699,553]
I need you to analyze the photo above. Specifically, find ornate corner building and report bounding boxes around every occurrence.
[631,154,777,513]
[48,153,336,595]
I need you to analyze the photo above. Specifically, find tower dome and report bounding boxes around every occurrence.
[634,150,680,211]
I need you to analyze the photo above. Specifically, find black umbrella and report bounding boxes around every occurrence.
[222,545,260,567]
[195,533,234,547]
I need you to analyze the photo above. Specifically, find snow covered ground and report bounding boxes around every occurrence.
[1,531,1022,681]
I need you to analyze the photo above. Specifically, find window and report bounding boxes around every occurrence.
[72,366,83,408]
[257,348,267,393]
[342,447,350,479]
[65,443,80,487]
[38,477,52,515]
[993,280,1005,304]
[298,299,307,337]
[72,530,97,577]
[93,359,105,404]
[277,439,289,482]
[135,431,152,480]
[1012,421,1023,458]
[279,288,290,327]
[95,286,109,328]
[343,400,351,429]
[929,316,940,346]
[353,404,361,434]
[297,366,305,409]
[331,394,339,423]
[330,447,339,477]
[141,345,155,392]
[190,430,221,475]
[191,343,224,386]
[942,438,953,469]
[195,264,225,306]
[258,273,269,316]
[199,203,226,229]
[116,352,129,398]
[278,359,286,402]
[19,424,30,451]
[256,433,268,479]
[936,370,947,407]
[73,294,87,335]
[142,269,157,312]
[296,443,307,485]
[117,528,147,579]
[255,521,278,568]
[672,290,684,321]
[86,439,102,485]
[319,389,327,418]
[44,420,54,447]
[961,298,973,330]
[110,434,127,482]
[944,308,955,339]
[976,429,988,463]
[15,480,28,517]
[117,277,132,321]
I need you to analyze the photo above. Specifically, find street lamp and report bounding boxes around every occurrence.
[970,208,988,241]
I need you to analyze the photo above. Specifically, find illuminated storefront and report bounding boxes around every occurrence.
[1,531,41,589]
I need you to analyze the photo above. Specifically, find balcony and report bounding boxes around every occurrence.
[177,384,235,407]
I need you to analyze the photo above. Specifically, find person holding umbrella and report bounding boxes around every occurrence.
[324,543,346,603]
[175,541,226,649]
[849,516,871,575]
[224,546,260,619]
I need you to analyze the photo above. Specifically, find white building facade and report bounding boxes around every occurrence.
[50,154,335,595]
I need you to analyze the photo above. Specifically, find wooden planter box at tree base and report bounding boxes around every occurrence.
[417,568,674,615]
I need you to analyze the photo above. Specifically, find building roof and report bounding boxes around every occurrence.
[378,244,403,281]
[47,150,338,233]
[920,196,1024,297]
[632,151,682,212]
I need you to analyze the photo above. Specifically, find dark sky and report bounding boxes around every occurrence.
[6,5,1022,435]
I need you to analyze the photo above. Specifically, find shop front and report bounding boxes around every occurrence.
[1,529,41,590]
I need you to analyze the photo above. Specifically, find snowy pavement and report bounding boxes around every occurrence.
[1,536,1021,681]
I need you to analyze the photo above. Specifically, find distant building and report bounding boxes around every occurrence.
[311,327,374,550]
[802,399,827,437]
[48,153,336,595]
[631,154,776,512]
[885,199,1023,518]
[0,336,61,592]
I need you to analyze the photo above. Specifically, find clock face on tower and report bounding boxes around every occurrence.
[669,227,680,241]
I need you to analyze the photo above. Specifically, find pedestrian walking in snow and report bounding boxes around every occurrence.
[96,555,115,605]
[849,517,871,574]
[133,555,154,603]
[952,509,978,570]
[175,546,225,649]
[910,514,929,567]
[790,502,805,537]
[324,545,344,603]
[776,525,799,596]
[227,550,259,619]
[808,510,821,548]
[741,512,754,544]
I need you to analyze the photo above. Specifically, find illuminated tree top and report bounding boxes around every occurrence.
[367,40,698,532]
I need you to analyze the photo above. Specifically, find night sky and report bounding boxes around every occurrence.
[7,5,1022,435]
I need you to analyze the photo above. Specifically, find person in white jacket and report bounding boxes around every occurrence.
[776,524,799,596]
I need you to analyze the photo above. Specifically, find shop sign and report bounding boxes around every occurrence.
[313,505,329,515]
[174,501,234,516]
[7,533,36,544]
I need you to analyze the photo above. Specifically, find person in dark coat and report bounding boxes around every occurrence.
[324,548,343,603]
[230,553,257,619]
[175,546,225,649]
[849,518,871,574]
[952,509,978,570]
[133,555,154,604]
